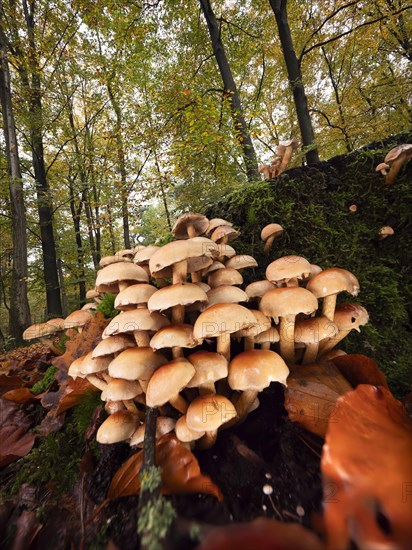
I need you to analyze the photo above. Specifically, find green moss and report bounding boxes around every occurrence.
[96,293,119,319]
[207,132,412,397]
[31,366,57,395]
[137,494,177,550]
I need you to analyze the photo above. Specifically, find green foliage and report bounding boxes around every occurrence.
[207,132,412,398]
[31,366,57,395]
[96,293,119,319]
[137,493,177,550]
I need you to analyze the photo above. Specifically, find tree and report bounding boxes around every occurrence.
[0,3,31,342]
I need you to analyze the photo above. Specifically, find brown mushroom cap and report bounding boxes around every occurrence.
[332,303,369,332]
[235,310,271,338]
[186,351,228,388]
[96,410,138,444]
[108,347,167,381]
[64,309,93,329]
[225,255,258,270]
[68,356,86,379]
[211,225,239,244]
[254,326,280,345]
[103,309,170,339]
[261,223,283,242]
[204,285,249,309]
[86,289,101,300]
[175,415,205,442]
[228,349,289,390]
[92,334,136,358]
[133,245,160,264]
[130,416,176,447]
[245,280,276,299]
[80,351,112,375]
[95,262,148,293]
[206,218,233,235]
[99,255,132,268]
[260,287,318,323]
[186,394,237,432]
[384,144,412,164]
[149,324,201,351]
[378,226,394,239]
[193,303,257,339]
[23,322,60,340]
[81,303,97,311]
[147,283,208,313]
[101,378,143,401]
[208,268,243,288]
[114,284,158,310]
[216,244,236,259]
[172,213,209,239]
[294,316,338,345]
[306,268,360,298]
[145,358,195,407]
[266,256,311,285]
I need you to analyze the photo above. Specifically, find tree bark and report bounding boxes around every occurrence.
[199,0,260,182]
[0,8,31,342]
[269,0,320,164]
[21,0,62,316]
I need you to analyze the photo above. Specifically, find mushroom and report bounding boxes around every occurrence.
[306,268,360,321]
[186,350,228,395]
[63,309,93,334]
[375,162,390,176]
[172,213,209,239]
[204,285,249,310]
[228,350,289,421]
[234,309,271,351]
[92,334,136,359]
[103,308,170,346]
[186,394,237,449]
[175,415,205,445]
[149,324,201,359]
[96,410,139,444]
[206,218,233,235]
[99,255,132,268]
[211,225,239,244]
[275,138,300,174]
[266,255,311,287]
[208,268,243,288]
[245,280,276,306]
[259,287,318,364]
[319,302,369,357]
[95,262,148,293]
[114,283,158,310]
[22,321,64,355]
[254,326,280,350]
[294,316,338,364]
[378,226,394,239]
[129,416,176,447]
[261,224,283,255]
[148,283,208,324]
[383,144,412,185]
[225,255,258,272]
[101,378,143,414]
[108,347,167,392]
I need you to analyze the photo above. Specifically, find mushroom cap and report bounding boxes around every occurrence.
[80,351,111,375]
[186,351,228,388]
[175,415,205,442]
[149,238,218,278]
[254,326,280,345]
[306,264,323,280]
[245,280,275,299]
[172,213,209,239]
[203,260,226,275]
[206,218,233,235]
[99,255,132,268]
[322,349,347,360]
[376,162,390,174]
[130,416,176,447]
[204,285,249,309]
[68,356,86,379]
[92,334,135,358]
[23,322,60,340]
[101,378,143,401]
[186,394,237,432]
[208,268,243,288]
[228,349,289,391]
[235,310,271,338]
[294,316,338,345]
[216,244,236,259]
[81,303,97,311]
[306,268,360,298]
[193,303,257,339]
[86,289,101,300]
[149,324,201,351]
[108,347,167,381]
[333,303,369,332]
[211,225,239,243]
[266,255,311,284]
[145,358,195,407]
[225,255,258,270]
[384,144,412,164]
[64,309,93,329]
[193,281,211,293]
[133,244,146,254]
[260,287,318,322]
[133,245,160,264]
[261,223,283,242]
[147,283,208,312]
[114,284,158,310]
[103,309,170,339]
[96,410,138,444]
[378,226,394,239]
[95,262,148,292]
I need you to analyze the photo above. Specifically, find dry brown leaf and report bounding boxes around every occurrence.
[108,434,222,501]
[2,387,44,404]
[329,353,388,388]
[196,517,324,550]
[322,384,412,550]
[52,313,108,372]
[0,425,35,468]
[0,374,28,395]
[284,362,353,437]
[55,378,99,415]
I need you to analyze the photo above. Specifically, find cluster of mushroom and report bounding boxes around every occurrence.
[376,144,412,185]
[66,213,369,450]
[258,139,300,180]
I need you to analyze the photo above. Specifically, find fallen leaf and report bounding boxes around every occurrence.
[196,517,324,550]
[0,425,35,468]
[322,385,412,550]
[52,313,108,372]
[284,362,353,437]
[36,410,66,436]
[55,378,99,415]
[2,387,43,404]
[329,354,388,388]
[0,398,31,429]
[108,434,222,501]
[0,374,28,395]
[10,510,42,550]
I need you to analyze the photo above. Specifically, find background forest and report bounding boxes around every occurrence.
[0,0,411,346]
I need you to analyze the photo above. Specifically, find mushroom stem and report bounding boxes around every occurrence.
[302,341,319,364]
[172,260,187,284]
[171,347,184,359]
[118,281,130,292]
[285,277,299,287]
[198,381,216,396]
[322,295,337,321]
[319,329,350,356]
[233,389,258,422]
[191,270,202,283]
[123,399,139,414]
[169,394,189,414]
[260,342,271,350]
[86,374,107,391]
[244,336,255,351]
[216,334,231,361]
[197,429,218,450]
[101,372,112,383]
[264,235,275,255]
[40,337,63,356]
[279,316,296,364]
[133,330,151,347]
[171,304,185,324]
[186,223,197,238]
[385,158,405,185]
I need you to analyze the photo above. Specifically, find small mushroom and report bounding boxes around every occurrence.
[186,394,237,448]
[319,302,369,356]
[378,226,394,239]
[383,144,412,185]
[261,224,283,255]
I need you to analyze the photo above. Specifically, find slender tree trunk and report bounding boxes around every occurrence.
[68,177,86,304]
[0,11,31,342]
[154,152,172,231]
[107,78,131,248]
[106,201,117,254]
[57,257,68,316]
[199,0,260,182]
[21,0,62,316]
[269,0,320,164]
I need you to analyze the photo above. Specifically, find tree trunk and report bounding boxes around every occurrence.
[269,0,320,165]
[107,78,131,248]
[0,10,31,342]
[199,0,260,182]
[68,177,86,304]
[22,0,62,316]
